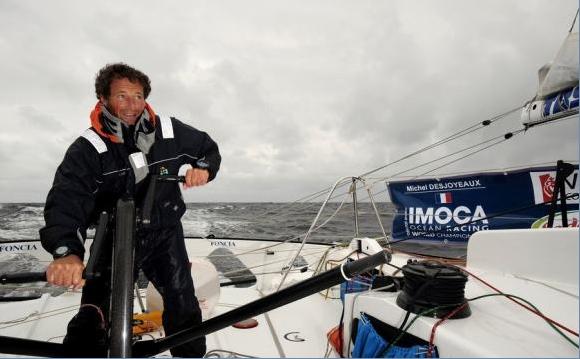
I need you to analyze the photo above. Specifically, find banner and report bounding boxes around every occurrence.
[387,165,579,243]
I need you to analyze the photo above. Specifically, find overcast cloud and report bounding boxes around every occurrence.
[0,0,578,202]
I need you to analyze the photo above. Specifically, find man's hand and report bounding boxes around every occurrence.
[183,168,209,189]
[46,255,85,290]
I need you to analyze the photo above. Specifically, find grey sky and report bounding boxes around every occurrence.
[0,0,578,202]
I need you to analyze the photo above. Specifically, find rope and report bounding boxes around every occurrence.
[385,291,578,357]
[204,349,256,358]
[0,306,79,330]
[461,267,579,337]
[0,311,39,325]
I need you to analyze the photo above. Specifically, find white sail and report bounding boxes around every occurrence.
[521,32,579,127]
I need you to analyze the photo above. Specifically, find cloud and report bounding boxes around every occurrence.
[0,0,577,202]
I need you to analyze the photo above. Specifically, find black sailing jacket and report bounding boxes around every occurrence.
[40,116,221,259]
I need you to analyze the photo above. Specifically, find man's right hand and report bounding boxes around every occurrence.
[46,255,85,290]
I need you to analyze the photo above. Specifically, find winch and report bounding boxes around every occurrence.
[396,260,471,319]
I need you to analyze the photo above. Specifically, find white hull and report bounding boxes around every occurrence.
[0,228,578,357]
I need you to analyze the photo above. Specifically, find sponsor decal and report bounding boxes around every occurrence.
[539,174,555,202]
[404,205,490,239]
[209,240,237,247]
[0,243,38,253]
[284,332,305,342]
[531,211,579,228]
[530,170,578,204]
[407,205,488,225]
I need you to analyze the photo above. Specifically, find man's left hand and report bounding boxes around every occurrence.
[184,168,209,189]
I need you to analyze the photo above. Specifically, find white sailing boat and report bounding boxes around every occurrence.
[0,9,578,359]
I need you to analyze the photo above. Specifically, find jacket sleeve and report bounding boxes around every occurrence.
[172,118,221,181]
[39,137,101,260]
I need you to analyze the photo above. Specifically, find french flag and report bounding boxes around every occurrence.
[437,192,452,204]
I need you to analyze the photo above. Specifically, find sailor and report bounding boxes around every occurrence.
[39,63,221,357]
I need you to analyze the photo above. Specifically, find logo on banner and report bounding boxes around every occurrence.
[531,210,579,228]
[539,174,555,202]
[407,205,488,225]
[530,170,578,204]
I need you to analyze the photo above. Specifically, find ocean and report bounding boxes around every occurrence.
[0,202,466,258]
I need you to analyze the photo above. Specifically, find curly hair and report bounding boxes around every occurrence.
[94,63,151,100]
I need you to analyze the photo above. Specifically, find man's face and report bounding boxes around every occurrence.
[101,78,146,125]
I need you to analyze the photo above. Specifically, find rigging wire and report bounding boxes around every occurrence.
[186,120,575,251]
[323,125,526,207]
[252,106,520,220]
[3,160,574,271]
[569,8,579,32]
[277,176,355,291]
[379,160,579,181]
[353,112,577,203]
[270,107,573,224]
[184,105,563,244]
[358,106,519,179]
[202,189,352,257]
[352,114,548,206]
[369,130,521,188]
[262,154,575,233]
[413,130,525,178]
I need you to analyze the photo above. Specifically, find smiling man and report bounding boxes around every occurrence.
[104,77,147,125]
[40,63,221,357]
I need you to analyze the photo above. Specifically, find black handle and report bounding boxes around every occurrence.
[157,175,185,183]
[342,251,391,278]
[0,272,46,285]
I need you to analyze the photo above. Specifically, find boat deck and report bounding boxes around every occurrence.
[0,285,343,358]
[209,287,341,358]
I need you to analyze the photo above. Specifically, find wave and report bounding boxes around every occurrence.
[0,203,396,243]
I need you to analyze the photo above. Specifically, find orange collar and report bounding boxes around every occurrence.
[89,102,157,143]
